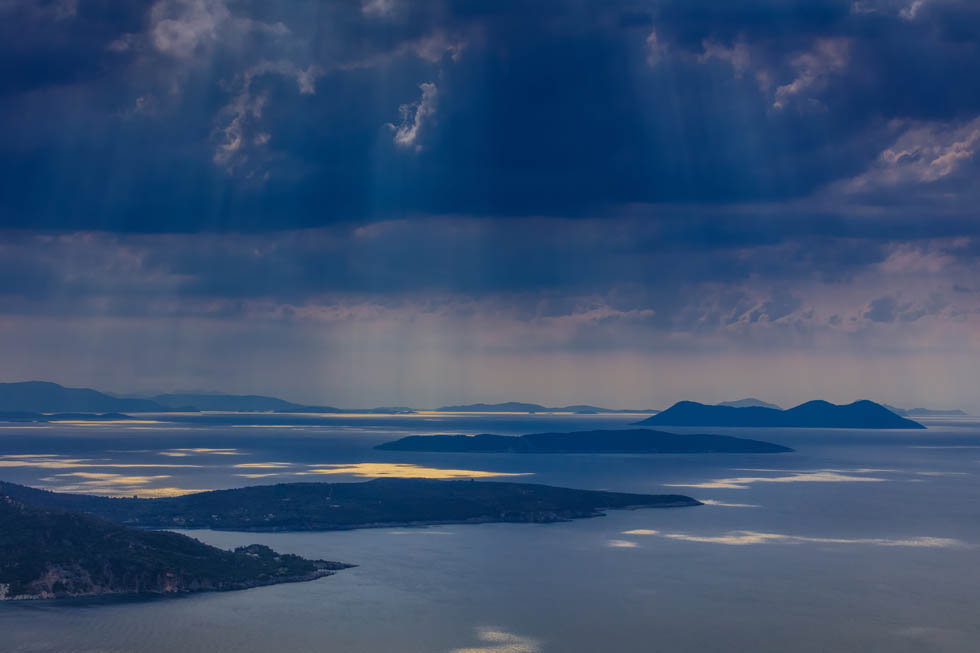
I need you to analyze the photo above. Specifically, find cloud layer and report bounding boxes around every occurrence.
[2,1,979,406]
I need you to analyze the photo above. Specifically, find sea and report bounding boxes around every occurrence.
[1,412,979,652]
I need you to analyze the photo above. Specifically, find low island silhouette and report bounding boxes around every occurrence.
[0,478,700,533]
[637,399,925,429]
[376,429,792,454]
[435,401,658,414]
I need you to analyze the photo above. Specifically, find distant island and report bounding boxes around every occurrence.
[376,429,791,454]
[0,381,412,415]
[0,381,175,413]
[0,478,700,532]
[0,411,135,423]
[716,398,782,410]
[881,403,968,417]
[905,408,967,416]
[149,392,346,413]
[0,495,351,601]
[637,400,925,429]
[435,402,658,414]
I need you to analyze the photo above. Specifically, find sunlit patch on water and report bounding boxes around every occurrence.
[734,468,897,474]
[384,529,456,535]
[698,499,760,508]
[670,467,972,490]
[158,448,242,457]
[233,462,295,469]
[666,470,889,489]
[299,463,532,479]
[45,471,171,484]
[623,529,968,548]
[623,529,659,535]
[105,486,209,498]
[0,454,200,469]
[48,420,163,425]
[450,627,541,653]
[229,424,311,429]
[606,539,639,548]
[35,471,209,497]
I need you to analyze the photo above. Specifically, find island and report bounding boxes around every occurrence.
[151,392,343,413]
[637,400,925,429]
[0,411,135,423]
[0,494,351,601]
[0,478,700,532]
[0,380,396,415]
[882,403,967,417]
[376,429,792,454]
[0,381,171,413]
[905,408,967,417]
[436,401,658,413]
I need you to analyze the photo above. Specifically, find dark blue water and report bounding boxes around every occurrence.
[2,414,979,652]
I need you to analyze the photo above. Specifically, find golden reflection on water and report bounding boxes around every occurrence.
[450,627,541,653]
[116,486,209,498]
[48,420,163,425]
[0,454,201,469]
[233,462,294,469]
[158,448,242,457]
[36,471,209,498]
[302,463,531,479]
[48,472,171,483]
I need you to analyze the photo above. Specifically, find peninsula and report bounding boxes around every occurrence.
[637,400,925,429]
[376,429,792,454]
[0,495,350,601]
[0,478,700,532]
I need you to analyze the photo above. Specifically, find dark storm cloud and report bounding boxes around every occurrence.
[1,0,978,232]
[0,218,904,312]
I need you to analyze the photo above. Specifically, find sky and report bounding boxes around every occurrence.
[2,0,980,410]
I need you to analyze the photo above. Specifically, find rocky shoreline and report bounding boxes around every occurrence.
[0,563,350,602]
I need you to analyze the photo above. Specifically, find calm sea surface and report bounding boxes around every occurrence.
[1,413,979,652]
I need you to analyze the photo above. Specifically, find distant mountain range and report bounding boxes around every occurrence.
[149,393,342,413]
[0,381,965,420]
[0,382,172,413]
[376,428,792,454]
[0,382,379,415]
[637,400,925,429]
[435,402,658,414]
[0,384,657,417]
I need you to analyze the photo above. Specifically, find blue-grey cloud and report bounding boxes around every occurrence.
[2,1,980,409]
[0,0,978,231]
